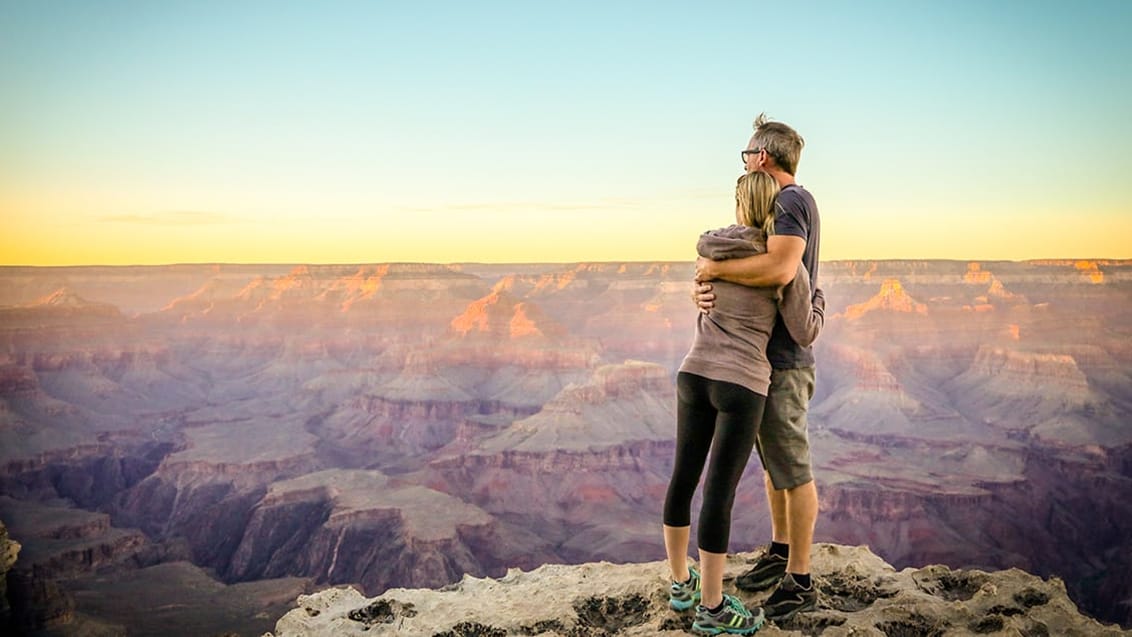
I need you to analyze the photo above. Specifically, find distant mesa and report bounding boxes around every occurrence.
[946,345,1104,442]
[964,262,1024,303]
[1075,260,1105,284]
[236,266,318,306]
[231,264,478,306]
[254,469,491,541]
[810,345,925,434]
[26,287,118,313]
[322,266,386,311]
[490,274,528,295]
[964,262,992,284]
[450,290,566,340]
[31,288,91,309]
[0,287,123,324]
[162,278,249,313]
[967,275,1027,310]
[964,345,1090,393]
[832,346,905,394]
[154,416,321,487]
[553,360,671,405]
[337,265,388,293]
[473,361,674,454]
[571,262,680,277]
[160,264,489,324]
[487,270,607,300]
[533,270,580,294]
[224,468,541,596]
[548,360,668,419]
[986,276,1025,302]
[842,278,928,320]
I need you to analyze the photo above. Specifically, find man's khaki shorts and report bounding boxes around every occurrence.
[755,366,815,490]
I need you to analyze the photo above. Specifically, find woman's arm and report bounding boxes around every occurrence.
[777,264,825,347]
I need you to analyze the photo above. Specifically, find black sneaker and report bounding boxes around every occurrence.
[763,572,817,621]
[735,551,787,591]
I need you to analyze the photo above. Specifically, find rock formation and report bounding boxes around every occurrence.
[1,519,19,627]
[225,469,554,595]
[424,362,677,563]
[842,279,928,320]
[269,543,1130,636]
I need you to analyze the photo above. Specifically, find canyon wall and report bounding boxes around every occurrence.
[2,259,1130,633]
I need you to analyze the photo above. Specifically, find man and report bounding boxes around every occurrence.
[693,113,822,621]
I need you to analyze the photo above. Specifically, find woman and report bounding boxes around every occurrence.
[662,170,825,635]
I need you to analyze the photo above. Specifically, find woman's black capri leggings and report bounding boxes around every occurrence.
[663,372,766,554]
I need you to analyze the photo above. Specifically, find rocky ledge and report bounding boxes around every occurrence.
[267,544,1129,636]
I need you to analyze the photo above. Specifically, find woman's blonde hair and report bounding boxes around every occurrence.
[735,170,779,235]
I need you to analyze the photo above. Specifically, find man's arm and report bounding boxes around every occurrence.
[778,266,825,347]
[695,234,806,287]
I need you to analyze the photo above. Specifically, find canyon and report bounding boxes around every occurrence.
[0,259,1130,635]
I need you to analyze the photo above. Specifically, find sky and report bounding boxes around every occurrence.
[2,0,1130,265]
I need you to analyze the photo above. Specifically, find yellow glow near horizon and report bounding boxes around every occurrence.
[3,188,1130,266]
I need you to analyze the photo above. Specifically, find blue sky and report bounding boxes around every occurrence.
[2,0,1130,264]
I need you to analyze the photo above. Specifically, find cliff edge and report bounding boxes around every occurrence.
[1,521,19,626]
[268,544,1130,636]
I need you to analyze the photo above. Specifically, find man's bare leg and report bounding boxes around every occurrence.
[785,479,818,575]
[764,471,789,544]
[763,479,819,620]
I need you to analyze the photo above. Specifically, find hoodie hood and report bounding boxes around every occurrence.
[697,224,766,260]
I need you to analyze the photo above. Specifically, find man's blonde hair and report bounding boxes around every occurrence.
[752,112,804,176]
[736,170,780,236]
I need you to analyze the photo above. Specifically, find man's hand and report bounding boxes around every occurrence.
[692,281,715,314]
[694,256,718,283]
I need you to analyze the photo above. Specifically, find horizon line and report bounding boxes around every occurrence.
[3,257,1131,269]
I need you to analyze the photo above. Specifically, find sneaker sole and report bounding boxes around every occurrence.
[691,614,765,635]
[670,596,699,611]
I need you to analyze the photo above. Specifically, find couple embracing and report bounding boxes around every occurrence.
[662,114,824,635]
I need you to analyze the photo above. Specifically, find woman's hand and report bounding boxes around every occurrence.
[692,281,715,315]
[694,257,719,314]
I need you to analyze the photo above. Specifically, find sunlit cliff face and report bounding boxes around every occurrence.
[842,278,928,320]
[449,291,561,340]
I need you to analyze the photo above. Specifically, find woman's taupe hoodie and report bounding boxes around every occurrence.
[679,224,825,396]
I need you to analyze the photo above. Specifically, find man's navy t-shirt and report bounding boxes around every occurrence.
[767,184,821,369]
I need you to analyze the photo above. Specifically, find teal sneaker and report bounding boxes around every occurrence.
[692,594,765,635]
[668,566,701,611]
